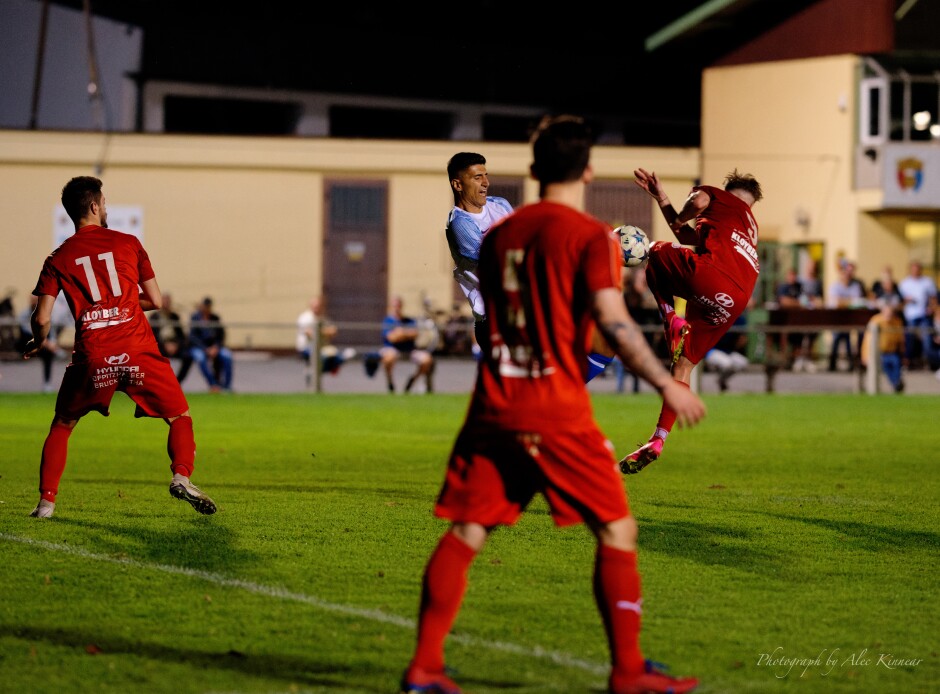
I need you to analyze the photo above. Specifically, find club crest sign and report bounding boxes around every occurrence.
[882,145,938,208]
[896,157,923,193]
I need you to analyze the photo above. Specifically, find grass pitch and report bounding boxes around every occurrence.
[0,392,937,693]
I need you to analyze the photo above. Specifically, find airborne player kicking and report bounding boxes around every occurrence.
[619,167,763,474]
[24,176,216,518]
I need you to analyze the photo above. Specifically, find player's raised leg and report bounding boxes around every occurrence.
[620,354,694,475]
[586,328,616,383]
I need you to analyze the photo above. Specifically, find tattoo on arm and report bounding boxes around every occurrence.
[597,319,671,390]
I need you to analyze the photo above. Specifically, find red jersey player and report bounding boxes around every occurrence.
[620,167,762,474]
[401,117,705,694]
[24,176,216,518]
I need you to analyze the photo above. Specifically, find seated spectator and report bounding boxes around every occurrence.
[189,297,234,392]
[860,297,906,393]
[149,292,192,382]
[296,295,356,386]
[380,295,435,393]
[441,302,474,356]
[703,314,750,392]
[776,267,817,372]
[16,293,67,392]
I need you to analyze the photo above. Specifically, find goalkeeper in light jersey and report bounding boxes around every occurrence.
[445,151,614,381]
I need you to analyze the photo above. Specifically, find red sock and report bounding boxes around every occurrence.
[653,379,690,439]
[594,544,646,678]
[39,422,73,502]
[411,531,477,673]
[167,416,196,478]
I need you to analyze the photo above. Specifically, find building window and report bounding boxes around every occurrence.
[163,96,302,135]
[328,106,453,140]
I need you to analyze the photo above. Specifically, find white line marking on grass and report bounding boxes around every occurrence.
[0,533,606,676]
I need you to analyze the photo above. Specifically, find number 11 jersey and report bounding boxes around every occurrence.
[33,224,160,360]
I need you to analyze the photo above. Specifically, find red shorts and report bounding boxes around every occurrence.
[434,423,630,528]
[55,349,189,420]
[646,241,753,364]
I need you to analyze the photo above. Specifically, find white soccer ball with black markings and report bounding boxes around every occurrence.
[613,224,650,267]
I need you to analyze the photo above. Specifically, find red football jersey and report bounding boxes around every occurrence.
[469,200,621,431]
[693,185,760,291]
[33,225,159,359]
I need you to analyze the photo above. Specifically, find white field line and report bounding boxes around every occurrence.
[0,533,607,676]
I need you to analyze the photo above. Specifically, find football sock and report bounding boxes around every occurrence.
[586,353,614,383]
[594,544,646,677]
[652,379,690,440]
[411,531,477,673]
[39,422,73,502]
[167,416,196,478]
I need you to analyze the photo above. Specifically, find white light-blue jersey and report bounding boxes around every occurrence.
[445,196,513,320]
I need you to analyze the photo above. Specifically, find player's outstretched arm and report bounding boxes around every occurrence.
[635,167,678,228]
[592,287,706,428]
[634,167,701,246]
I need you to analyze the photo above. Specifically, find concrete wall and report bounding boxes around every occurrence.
[0,130,699,349]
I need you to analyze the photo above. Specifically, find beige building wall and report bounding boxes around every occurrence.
[701,54,908,289]
[0,130,698,349]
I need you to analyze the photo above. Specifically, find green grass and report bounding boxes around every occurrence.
[0,392,937,693]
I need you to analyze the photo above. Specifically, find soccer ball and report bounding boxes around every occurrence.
[613,224,650,267]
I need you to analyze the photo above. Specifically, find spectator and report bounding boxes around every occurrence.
[826,260,866,372]
[296,295,355,386]
[16,293,67,392]
[149,292,192,382]
[870,264,904,307]
[188,297,234,392]
[704,313,751,392]
[441,302,475,356]
[860,297,906,393]
[0,291,16,353]
[898,261,938,368]
[380,295,435,393]
[776,267,816,372]
[800,261,824,307]
[925,302,940,379]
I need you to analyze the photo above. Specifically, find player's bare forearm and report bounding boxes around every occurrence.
[25,295,55,358]
[597,318,672,392]
[139,277,163,312]
[668,190,707,246]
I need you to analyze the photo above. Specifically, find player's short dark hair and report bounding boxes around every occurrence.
[723,169,763,202]
[447,152,486,182]
[530,115,593,185]
[61,176,103,225]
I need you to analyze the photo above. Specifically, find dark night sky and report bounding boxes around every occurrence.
[42,0,856,145]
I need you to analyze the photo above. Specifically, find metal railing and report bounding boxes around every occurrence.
[1,316,936,395]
